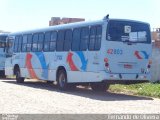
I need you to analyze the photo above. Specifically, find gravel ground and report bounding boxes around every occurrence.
[0,79,160,114]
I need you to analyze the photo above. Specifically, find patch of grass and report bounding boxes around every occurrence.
[109,83,160,98]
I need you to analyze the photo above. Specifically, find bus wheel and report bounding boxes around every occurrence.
[0,71,6,78]
[90,82,109,92]
[15,69,24,83]
[57,69,68,90]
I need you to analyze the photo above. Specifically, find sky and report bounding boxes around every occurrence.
[0,0,159,32]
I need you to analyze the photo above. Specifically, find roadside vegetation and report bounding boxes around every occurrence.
[109,82,160,98]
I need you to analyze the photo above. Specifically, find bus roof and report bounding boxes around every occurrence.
[9,18,150,36]
[9,20,104,36]
[0,33,9,36]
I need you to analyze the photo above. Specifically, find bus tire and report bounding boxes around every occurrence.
[57,69,68,90]
[0,71,6,78]
[15,68,24,83]
[90,82,109,92]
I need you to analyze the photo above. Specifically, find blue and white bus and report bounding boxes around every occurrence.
[0,33,8,77]
[5,16,152,91]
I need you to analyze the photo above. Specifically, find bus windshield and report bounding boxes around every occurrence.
[107,20,151,43]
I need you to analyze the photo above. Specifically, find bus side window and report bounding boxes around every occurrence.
[95,26,102,50]
[14,36,19,53]
[22,35,27,52]
[64,29,72,51]
[44,32,51,52]
[50,31,57,51]
[18,36,23,52]
[32,33,38,52]
[27,34,32,52]
[80,27,89,51]
[72,28,81,51]
[38,33,44,52]
[57,30,65,51]
[89,26,96,51]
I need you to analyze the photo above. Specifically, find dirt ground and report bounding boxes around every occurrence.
[0,78,160,114]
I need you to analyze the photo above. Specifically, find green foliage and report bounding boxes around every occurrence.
[109,83,160,98]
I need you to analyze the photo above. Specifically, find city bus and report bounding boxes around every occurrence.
[0,33,8,77]
[5,16,152,91]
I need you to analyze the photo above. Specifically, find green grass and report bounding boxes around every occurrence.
[109,83,160,98]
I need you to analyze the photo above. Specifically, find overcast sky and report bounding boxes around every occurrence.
[0,0,159,32]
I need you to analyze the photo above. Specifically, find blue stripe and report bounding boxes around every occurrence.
[35,52,48,79]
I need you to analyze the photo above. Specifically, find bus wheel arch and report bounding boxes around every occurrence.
[14,64,24,83]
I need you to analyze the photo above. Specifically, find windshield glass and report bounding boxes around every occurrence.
[0,36,7,48]
[107,20,151,43]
